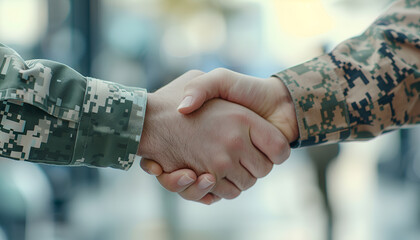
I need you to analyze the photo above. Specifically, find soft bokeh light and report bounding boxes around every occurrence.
[274,0,335,37]
[0,0,48,47]
[162,9,226,58]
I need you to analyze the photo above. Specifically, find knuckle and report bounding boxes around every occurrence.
[259,163,274,178]
[211,68,230,78]
[277,139,291,162]
[270,135,290,164]
[231,111,251,125]
[224,189,241,200]
[213,157,232,174]
[184,78,206,94]
[265,131,281,148]
[283,145,291,160]
[276,135,288,150]
[213,67,227,74]
[184,81,197,91]
[226,134,245,150]
[242,177,257,191]
[211,180,241,200]
[240,157,272,179]
[186,69,204,76]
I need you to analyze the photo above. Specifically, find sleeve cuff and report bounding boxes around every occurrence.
[274,54,351,147]
[72,77,147,170]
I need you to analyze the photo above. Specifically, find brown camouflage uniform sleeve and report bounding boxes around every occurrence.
[0,43,147,170]
[274,0,420,147]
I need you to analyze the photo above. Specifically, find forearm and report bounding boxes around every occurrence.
[274,0,420,147]
[0,43,147,170]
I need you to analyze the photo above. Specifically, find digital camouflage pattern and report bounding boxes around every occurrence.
[0,44,147,170]
[0,0,418,169]
[275,0,420,147]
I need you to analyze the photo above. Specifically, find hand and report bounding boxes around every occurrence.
[178,68,299,142]
[140,158,220,205]
[141,68,298,204]
[138,70,290,202]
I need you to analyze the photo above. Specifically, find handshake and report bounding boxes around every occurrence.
[137,68,299,205]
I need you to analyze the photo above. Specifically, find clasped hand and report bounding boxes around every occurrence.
[137,69,298,204]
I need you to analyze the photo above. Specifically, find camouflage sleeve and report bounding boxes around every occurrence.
[274,0,420,148]
[0,43,147,170]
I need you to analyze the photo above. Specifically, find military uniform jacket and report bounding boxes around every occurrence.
[275,0,420,148]
[0,44,147,170]
[0,0,418,170]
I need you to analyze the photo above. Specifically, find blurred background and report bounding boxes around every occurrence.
[0,0,419,239]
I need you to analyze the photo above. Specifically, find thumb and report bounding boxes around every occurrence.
[177,69,235,114]
[140,158,163,176]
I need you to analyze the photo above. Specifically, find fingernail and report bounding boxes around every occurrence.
[198,177,215,189]
[177,96,193,110]
[177,174,195,186]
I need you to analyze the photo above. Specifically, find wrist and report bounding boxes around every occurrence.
[267,77,299,143]
[137,93,161,158]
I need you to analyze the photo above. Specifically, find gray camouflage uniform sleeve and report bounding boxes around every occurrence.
[274,0,420,147]
[0,43,147,170]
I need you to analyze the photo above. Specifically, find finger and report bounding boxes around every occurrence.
[212,155,256,191]
[140,158,163,176]
[178,174,216,201]
[226,162,257,191]
[249,116,291,165]
[197,193,222,205]
[239,135,274,178]
[239,150,273,179]
[209,194,222,204]
[211,178,241,200]
[156,170,197,193]
[177,68,236,114]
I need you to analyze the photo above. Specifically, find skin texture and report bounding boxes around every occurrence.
[178,68,299,143]
[137,70,291,203]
